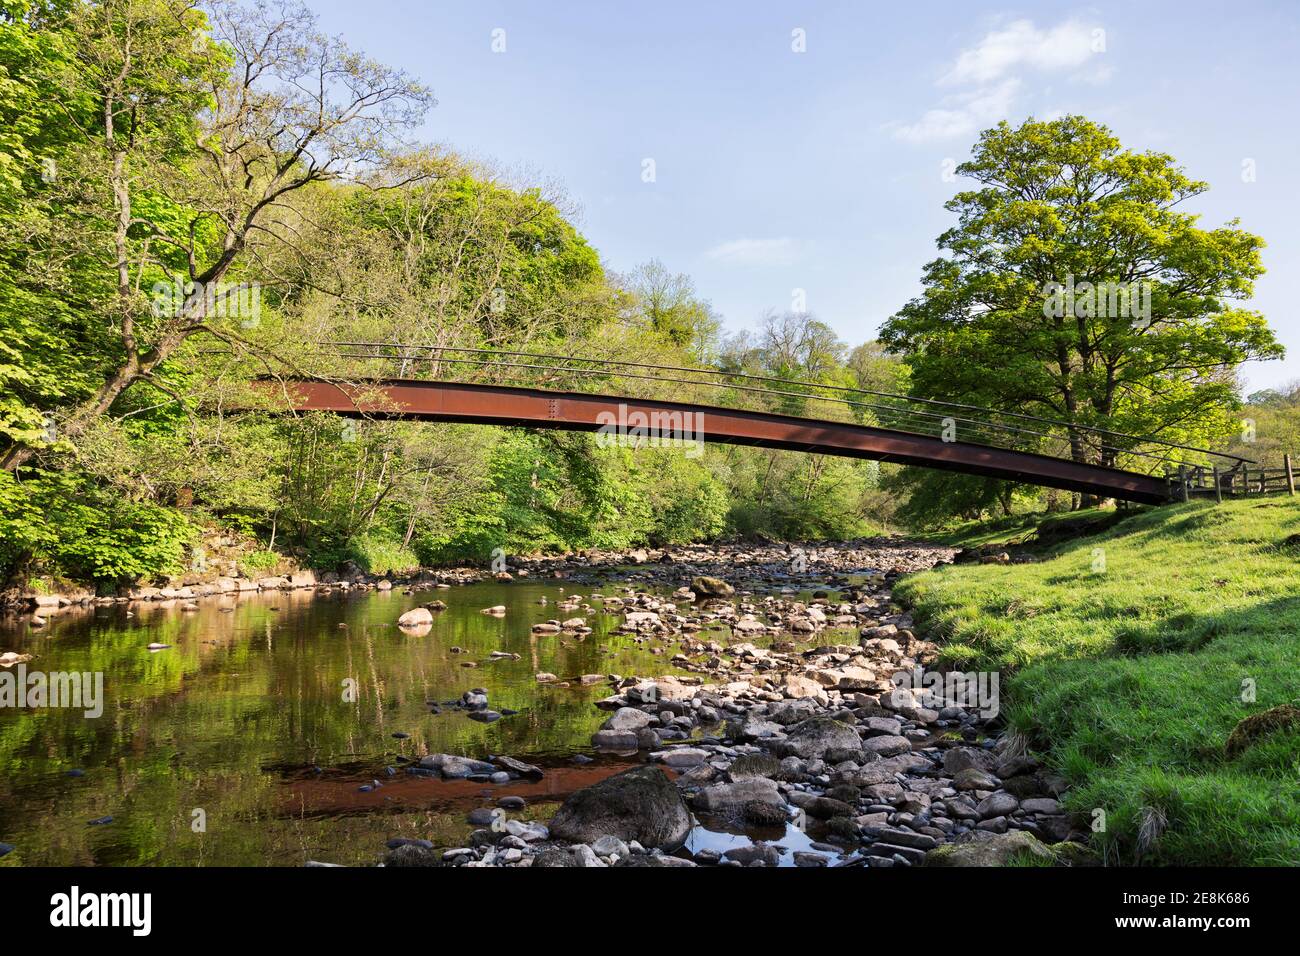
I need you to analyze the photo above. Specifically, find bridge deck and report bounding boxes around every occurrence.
[279,378,1173,504]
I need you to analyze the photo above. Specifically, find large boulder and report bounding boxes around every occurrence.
[781,716,861,759]
[693,777,785,813]
[924,830,1056,867]
[691,575,734,598]
[862,734,911,757]
[398,607,434,628]
[942,746,996,775]
[602,707,654,732]
[725,712,783,742]
[549,766,692,850]
[418,754,496,779]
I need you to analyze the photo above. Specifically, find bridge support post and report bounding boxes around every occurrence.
[1178,465,1189,502]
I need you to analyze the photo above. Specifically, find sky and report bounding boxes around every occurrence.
[308,0,1300,393]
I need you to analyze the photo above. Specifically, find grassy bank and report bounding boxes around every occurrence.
[895,498,1300,865]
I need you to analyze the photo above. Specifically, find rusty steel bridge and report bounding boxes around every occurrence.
[263,343,1254,506]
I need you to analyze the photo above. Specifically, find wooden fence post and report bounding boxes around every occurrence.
[1212,466,1222,504]
[1287,454,1296,497]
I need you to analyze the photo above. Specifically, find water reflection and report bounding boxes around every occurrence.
[0,581,687,866]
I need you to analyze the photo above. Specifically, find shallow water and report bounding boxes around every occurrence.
[0,579,708,866]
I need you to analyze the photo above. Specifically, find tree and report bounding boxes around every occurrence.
[0,0,433,471]
[621,259,720,359]
[879,115,1282,475]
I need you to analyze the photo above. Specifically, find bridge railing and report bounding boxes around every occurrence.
[306,341,1253,480]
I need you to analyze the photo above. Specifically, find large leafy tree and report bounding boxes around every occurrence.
[880,115,1281,473]
[0,0,433,472]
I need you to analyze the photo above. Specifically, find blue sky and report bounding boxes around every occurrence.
[309,0,1300,392]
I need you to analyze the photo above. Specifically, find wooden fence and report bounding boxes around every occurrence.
[1170,454,1297,502]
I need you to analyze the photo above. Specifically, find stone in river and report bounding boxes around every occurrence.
[493,755,543,779]
[862,716,903,737]
[789,793,855,820]
[87,816,113,826]
[384,843,440,867]
[727,754,783,780]
[533,848,581,868]
[498,796,527,810]
[591,835,630,859]
[976,792,1019,819]
[0,843,12,857]
[397,607,434,628]
[386,837,434,850]
[874,827,938,850]
[782,716,862,759]
[742,800,790,826]
[953,767,1000,791]
[548,765,692,850]
[601,707,654,732]
[794,851,829,867]
[723,844,780,866]
[1020,797,1063,815]
[591,730,640,750]
[468,710,502,723]
[693,777,785,813]
[726,712,783,742]
[419,754,496,778]
[651,747,709,769]
[146,643,170,651]
[862,734,912,757]
[925,829,1054,867]
[691,575,734,598]
[943,746,994,775]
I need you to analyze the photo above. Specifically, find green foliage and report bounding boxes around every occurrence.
[235,548,280,577]
[349,533,421,576]
[727,451,881,540]
[0,469,192,584]
[1222,382,1300,466]
[880,115,1282,471]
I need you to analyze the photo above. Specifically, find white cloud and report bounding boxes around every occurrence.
[941,19,1103,86]
[890,18,1109,143]
[891,80,1020,144]
[704,237,804,266]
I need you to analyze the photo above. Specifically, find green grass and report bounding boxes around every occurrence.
[895,498,1300,866]
[910,512,1045,547]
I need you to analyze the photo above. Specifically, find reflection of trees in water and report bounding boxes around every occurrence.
[0,582,689,865]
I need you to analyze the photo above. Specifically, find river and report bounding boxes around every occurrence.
[0,578,712,866]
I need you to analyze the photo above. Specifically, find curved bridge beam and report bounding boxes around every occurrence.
[280,379,1173,505]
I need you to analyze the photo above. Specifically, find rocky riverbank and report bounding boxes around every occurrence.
[373,541,1094,868]
[2,537,946,616]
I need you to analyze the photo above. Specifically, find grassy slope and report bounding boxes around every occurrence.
[895,498,1300,866]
